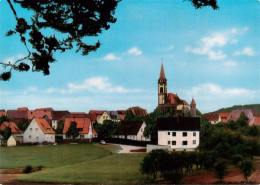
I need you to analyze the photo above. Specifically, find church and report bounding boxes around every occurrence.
[157,62,196,117]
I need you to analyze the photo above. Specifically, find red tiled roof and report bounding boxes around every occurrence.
[52,111,70,120]
[17,107,28,111]
[63,117,97,136]
[128,107,148,117]
[28,110,53,120]
[34,118,55,134]
[190,98,196,105]
[66,113,89,118]
[167,93,189,106]
[7,110,28,119]
[252,110,260,117]
[35,108,54,111]
[89,110,105,122]
[219,113,229,123]
[203,113,219,121]
[0,122,23,134]
[251,116,260,126]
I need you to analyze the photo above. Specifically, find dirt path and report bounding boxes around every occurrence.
[0,168,24,184]
[181,167,260,184]
[109,143,146,153]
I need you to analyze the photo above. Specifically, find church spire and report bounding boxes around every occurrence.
[158,62,166,82]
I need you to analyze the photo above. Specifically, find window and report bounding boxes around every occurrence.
[30,128,32,131]
[183,132,187,137]
[182,141,187,145]
[193,132,196,136]
[172,132,176,136]
[168,141,170,145]
[35,128,38,131]
[36,136,39,140]
[160,87,163,93]
[29,135,31,139]
[193,140,196,144]
[168,132,170,135]
[172,141,176,145]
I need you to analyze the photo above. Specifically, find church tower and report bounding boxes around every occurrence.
[190,98,196,117]
[158,62,167,105]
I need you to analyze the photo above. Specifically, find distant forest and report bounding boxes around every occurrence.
[209,104,260,114]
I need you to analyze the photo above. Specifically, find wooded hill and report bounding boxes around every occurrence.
[209,104,260,114]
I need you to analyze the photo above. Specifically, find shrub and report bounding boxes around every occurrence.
[23,165,33,174]
[37,165,43,171]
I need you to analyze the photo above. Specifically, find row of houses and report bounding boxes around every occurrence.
[202,109,260,126]
[0,107,150,146]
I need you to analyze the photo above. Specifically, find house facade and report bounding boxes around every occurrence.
[24,118,55,143]
[157,117,200,151]
[63,117,98,139]
[98,111,121,124]
[203,113,221,124]
[113,121,150,141]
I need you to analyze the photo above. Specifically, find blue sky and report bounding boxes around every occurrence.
[0,0,260,113]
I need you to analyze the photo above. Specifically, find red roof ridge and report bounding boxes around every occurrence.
[159,62,166,80]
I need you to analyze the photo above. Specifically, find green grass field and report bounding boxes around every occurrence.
[0,143,146,184]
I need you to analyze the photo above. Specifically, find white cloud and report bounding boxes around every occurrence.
[0,90,11,96]
[166,45,174,51]
[233,47,256,56]
[23,87,38,94]
[103,53,121,61]
[186,28,247,60]
[68,77,141,93]
[223,61,237,67]
[44,88,67,95]
[128,47,142,56]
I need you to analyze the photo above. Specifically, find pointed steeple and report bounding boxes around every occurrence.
[159,62,166,80]
[191,98,196,105]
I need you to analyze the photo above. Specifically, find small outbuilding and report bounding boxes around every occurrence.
[7,135,23,146]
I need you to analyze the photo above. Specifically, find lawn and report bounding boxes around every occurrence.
[0,143,110,168]
[0,143,146,184]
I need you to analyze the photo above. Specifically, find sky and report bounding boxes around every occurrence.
[0,0,260,113]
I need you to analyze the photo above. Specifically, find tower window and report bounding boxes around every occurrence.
[160,87,163,93]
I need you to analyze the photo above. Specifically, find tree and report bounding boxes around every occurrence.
[55,120,64,135]
[1,0,218,81]
[140,154,156,181]
[94,120,119,139]
[1,0,121,81]
[214,159,228,182]
[66,121,79,139]
[240,160,255,181]
[236,112,248,127]
[3,127,12,140]
[0,115,9,126]
[17,119,30,131]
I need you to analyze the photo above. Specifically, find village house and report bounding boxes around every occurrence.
[227,109,259,123]
[98,111,121,124]
[23,118,55,143]
[89,110,105,123]
[157,117,200,151]
[6,108,28,120]
[63,117,97,139]
[113,121,150,141]
[248,116,260,126]
[203,113,221,124]
[0,121,23,143]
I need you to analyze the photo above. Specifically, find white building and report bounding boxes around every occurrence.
[24,118,55,143]
[157,117,200,151]
[113,121,150,141]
